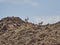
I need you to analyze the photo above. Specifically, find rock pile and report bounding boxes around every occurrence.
[0,17,60,45]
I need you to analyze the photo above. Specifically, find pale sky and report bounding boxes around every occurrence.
[0,0,60,24]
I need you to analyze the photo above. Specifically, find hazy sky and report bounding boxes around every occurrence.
[0,0,60,24]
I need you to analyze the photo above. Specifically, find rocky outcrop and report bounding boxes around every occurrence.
[0,16,60,45]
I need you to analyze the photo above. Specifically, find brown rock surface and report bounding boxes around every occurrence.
[0,17,60,45]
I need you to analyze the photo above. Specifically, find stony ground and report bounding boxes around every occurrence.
[0,17,60,45]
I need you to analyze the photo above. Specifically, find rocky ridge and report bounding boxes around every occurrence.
[0,17,60,45]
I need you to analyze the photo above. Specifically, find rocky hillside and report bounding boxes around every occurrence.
[0,17,60,45]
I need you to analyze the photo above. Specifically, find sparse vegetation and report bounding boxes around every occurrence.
[38,21,43,25]
[25,17,29,22]
[0,17,60,45]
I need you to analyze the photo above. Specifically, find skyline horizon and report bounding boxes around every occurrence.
[0,16,60,25]
[0,0,60,24]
